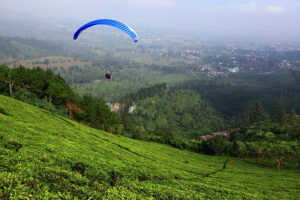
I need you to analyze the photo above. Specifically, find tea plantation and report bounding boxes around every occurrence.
[0,95,299,199]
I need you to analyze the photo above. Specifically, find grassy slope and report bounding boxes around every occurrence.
[0,95,299,199]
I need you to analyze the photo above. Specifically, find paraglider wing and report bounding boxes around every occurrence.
[73,19,138,42]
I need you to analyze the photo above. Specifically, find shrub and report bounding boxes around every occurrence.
[0,108,10,116]
[4,141,23,152]
[72,162,87,174]
[109,170,122,186]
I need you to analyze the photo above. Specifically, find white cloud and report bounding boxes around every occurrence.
[266,5,283,13]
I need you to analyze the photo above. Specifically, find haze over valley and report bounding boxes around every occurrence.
[0,1,300,199]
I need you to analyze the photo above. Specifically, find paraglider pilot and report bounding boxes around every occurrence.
[105,71,112,79]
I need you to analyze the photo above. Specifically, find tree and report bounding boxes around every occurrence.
[14,66,31,101]
[268,144,295,171]
[241,101,269,126]
[0,65,9,95]
[272,100,286,124]
[79,95,122,133]
[285,109,300,138]
[230,141,247,157]
[248,143,265,164]
[64,88,80,120]
[45,71,67,105]
[202,136,225,155]
[1,67,19,98]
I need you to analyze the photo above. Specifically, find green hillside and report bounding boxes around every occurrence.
[0,95,299,199]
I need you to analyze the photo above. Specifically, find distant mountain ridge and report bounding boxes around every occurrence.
[0,36,65,62]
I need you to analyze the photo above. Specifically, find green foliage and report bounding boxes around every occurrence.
[286,109,300,139]
[3,141,23,152]
[129,88,224,139]
[109,170,122,186]
[188,71,300,118]
[0,107,10,116]
[72,162,88,174]
[0,65,122,133]
[272,99,286,123]
[125,83,167,101]
[0,65,75,105]
[71,70,193,102]
[1,95,300,199]
[78,94,122,134]
[202,136,225,155]
[241,101,269,126]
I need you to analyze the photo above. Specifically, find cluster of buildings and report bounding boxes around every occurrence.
[226,67,240,73]
[278,60,292,69]
[194,129,236,141]
[106,102,135,113]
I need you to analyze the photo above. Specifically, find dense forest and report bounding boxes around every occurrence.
[185,71,300,117]
[122,84,225,139]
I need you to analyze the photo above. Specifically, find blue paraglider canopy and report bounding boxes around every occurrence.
[73,19,138,42]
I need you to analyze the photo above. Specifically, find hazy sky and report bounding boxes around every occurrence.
[1,0,300,39]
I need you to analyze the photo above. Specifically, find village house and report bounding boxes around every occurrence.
[195,129,236,141]
[106,102,135,113]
